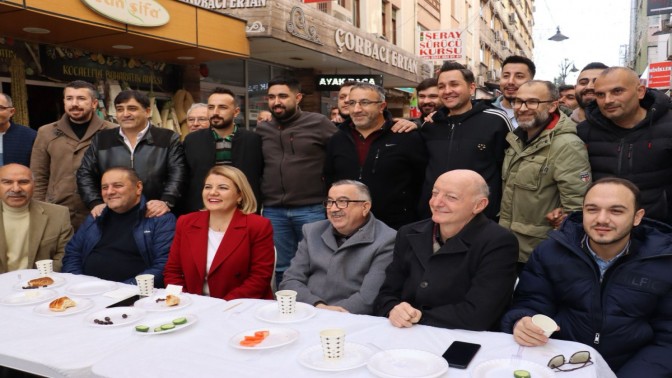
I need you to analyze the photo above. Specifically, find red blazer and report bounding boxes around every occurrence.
[164,209,274,300]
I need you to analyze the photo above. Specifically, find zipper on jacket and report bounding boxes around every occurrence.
[290,132,296,155]
[447,123,456,157]
[371,148,380,174]
[627,143,633,172]
[593,333,600,345]
[616,139,625,174]
[358,166,363,180]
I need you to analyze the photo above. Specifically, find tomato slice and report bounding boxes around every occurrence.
[254,331,270,338]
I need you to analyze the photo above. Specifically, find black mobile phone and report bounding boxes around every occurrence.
[442,341,481,369]
[106,295,142,308]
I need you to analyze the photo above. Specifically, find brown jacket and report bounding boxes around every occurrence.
[30,114,115,229]
[0,200,73,273]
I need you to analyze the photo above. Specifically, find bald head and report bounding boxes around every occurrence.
[594,66,646,129]
[0,163,34,208]
[430,170,489,237]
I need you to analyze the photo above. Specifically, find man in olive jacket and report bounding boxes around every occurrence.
[499,81,591,269]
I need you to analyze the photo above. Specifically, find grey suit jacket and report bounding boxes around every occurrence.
[279,213,396,315]
[0,199,73,273]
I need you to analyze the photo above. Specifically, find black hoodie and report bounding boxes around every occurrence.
[577,88,672,223]
[419,101,513,220]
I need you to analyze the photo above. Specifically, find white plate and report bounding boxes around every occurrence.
[0,289,58,306]
[33,297,94,317]
[134,294,192,312]
[14,275,66,290]
[471,358,553,378]
[84,307,146,328]
[254,302,316,323]
[367,349,449,378]
[134,314,197,335]
[66,281,117,296]
[298,342,374,372]
[229,327,299,350]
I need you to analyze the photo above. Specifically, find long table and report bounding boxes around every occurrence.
[0,270,616,378]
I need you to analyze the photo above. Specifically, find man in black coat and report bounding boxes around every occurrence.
[324,83,427,230]
[374,169,519,331]
[179,87,263,214]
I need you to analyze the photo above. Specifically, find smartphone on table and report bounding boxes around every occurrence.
[442,340,481,369]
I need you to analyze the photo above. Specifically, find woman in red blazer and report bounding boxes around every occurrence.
[164,166,274,300]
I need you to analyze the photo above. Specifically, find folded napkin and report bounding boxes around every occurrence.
[103,287,138,299]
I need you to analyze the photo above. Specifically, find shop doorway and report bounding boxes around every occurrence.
[1,81,64,130]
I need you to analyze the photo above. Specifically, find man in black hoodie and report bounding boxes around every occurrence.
[419,62,512,220]
[577,66,672,224]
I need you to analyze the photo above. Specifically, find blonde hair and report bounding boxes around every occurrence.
[205,166,257,214]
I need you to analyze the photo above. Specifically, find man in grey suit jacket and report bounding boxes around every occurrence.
[0,164,73,273]
[279,180,396,315]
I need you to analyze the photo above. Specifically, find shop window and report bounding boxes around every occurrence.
[353,0,361,28]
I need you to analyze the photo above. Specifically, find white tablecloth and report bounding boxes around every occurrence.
[0,270,616,378]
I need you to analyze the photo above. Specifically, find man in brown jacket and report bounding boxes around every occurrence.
[30,80,114,229]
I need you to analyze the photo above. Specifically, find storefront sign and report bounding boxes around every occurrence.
[177,0,267,9]
[418,30,463,61]
[334,29,418,75]
[81,0,170,27]
[315,75,383,91]
[648,61,672,89]
[648,0,672,15]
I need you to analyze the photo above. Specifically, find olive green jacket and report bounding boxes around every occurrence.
[499,112,591,263]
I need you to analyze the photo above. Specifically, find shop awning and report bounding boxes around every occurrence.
[0,0,249,64]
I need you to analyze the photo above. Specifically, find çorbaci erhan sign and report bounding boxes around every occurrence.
[334,28,418,75]
[176,0,267,9]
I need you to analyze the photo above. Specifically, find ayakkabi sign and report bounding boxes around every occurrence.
[82,0,170,27]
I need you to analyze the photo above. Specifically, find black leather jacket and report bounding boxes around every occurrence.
[77,126,186,209]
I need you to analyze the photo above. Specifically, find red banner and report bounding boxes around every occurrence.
[648,61,672,89]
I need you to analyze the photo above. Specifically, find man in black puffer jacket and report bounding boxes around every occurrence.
[577,66,672,224]
[502,178,672,376]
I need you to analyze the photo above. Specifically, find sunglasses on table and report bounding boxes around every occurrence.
[548,351,593,372]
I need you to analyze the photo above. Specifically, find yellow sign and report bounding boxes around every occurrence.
[81,0,170,27]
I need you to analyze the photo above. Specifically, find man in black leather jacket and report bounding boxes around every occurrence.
[77,90,186,218]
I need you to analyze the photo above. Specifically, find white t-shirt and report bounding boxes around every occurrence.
[202,228,225,296]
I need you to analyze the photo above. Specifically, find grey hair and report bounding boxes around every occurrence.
[0,93,13,107]
[350,83,386,102]
[187,103,208,117]
[331,180,372,202]
[477,182,490,199]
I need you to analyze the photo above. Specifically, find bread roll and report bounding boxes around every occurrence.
[165,295,180,307]
[49,296,77,312]
[28,277,54,287]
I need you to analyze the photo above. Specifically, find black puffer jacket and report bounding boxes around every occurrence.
[577,89,672,223]
[77,126,186,208]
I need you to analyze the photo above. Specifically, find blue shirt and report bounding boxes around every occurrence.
[583,235,630,280]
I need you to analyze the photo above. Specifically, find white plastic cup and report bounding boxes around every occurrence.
[35,259,53,277]
[320,329,346,360]
[275,289,297,315]
[532,314,558,337]
[136,274,155,297]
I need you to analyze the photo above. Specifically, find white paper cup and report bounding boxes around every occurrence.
[532,314,558,337]
[276,290,297,315]
[35,259,53,276]
[320,329,346,360]
[136,274,155,297]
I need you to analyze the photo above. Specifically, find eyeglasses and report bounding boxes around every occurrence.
[187,117,209,124]
[0,105,14,111]
[345,100,383,107]
[323,199,367,209]
[548,351,593,372]
[512,98,555,110]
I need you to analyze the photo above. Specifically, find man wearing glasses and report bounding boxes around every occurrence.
[185,103,209,133]
[256,76,339,286]
[324,82,427,230]
[279,180,395,315]
[180,87,262,214]
[502,177,672,376]
[499,81,591,273]
[0,93,35,168]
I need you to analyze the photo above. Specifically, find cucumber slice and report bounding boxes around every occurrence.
[160,323,175,330]
[172,317,188,325]
[135,325,149,333]
[513,370,531,378]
